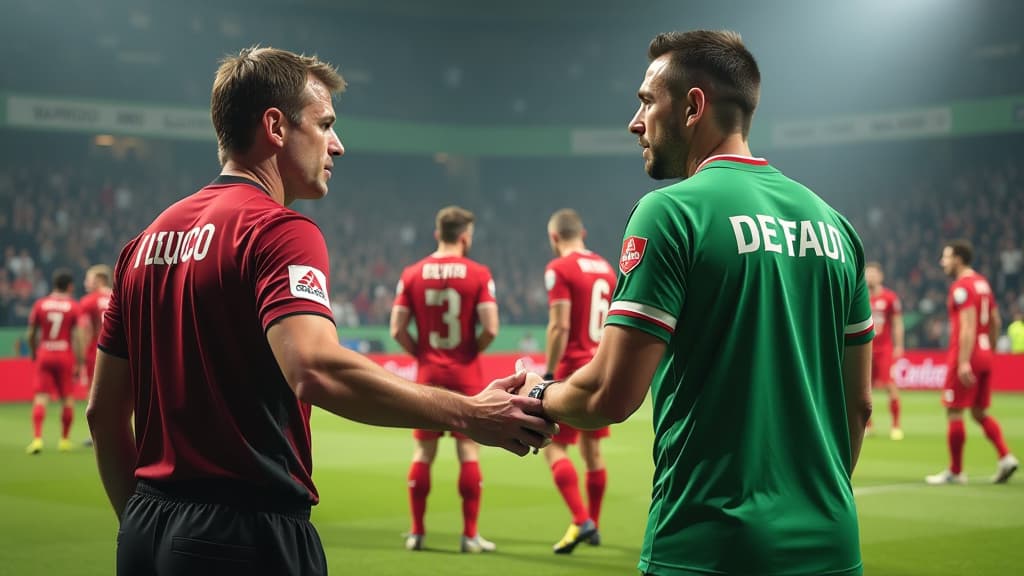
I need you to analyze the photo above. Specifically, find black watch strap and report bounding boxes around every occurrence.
[528,380,556,400]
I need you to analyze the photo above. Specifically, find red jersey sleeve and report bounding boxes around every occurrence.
[98,237,139,358]
[248,213,334,331]
[28,299,42,327]
[951,281,975,312]
[545,261,571,304]
[393,267,414,309]
[891,292,902,315]
[477,266,497,307]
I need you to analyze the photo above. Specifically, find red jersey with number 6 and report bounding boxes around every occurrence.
[394,254,496,370]
[947,271,996,364]
[545,250,617,368]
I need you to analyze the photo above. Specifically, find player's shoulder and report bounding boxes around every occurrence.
[462,257,492,278]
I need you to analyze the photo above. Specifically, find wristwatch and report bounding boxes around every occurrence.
[528,380,556,400]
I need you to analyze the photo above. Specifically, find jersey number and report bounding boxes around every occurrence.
[46,311,64,340]
[589,278,611,343]
[425,288,462,350]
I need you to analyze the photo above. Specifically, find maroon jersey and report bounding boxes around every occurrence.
[30,294,80,354]
[947,271,996,363]
[393,254,496,368]
[98,176,333,506]
[78,288,112,354]
[869,287,901,352]
[545,250,617,366]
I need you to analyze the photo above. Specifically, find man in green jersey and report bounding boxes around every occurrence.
[519,30,874,575]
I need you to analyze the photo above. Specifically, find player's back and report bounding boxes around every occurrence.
[870,288,898,349]
[948,272,996,359]
[32,294,79,352]
[546,251,616,364]
[398,255,495,367]
[79,290,112,346]
[637,157,869,575]
[107,176,321,506]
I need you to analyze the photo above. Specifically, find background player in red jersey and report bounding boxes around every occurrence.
[865,262,904,440]
[540,209,616,554]
[78,264,112,388]
[927,240,1018,485]
[25,269,82,454]
[390,206,501,553]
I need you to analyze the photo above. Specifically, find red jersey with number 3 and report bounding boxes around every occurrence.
[869,288,900,352]
[30,294,80,354]
[947,271,996,364]
[545,250,617,367]
[394,254,496,368]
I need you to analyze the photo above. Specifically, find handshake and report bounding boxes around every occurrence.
[457,359,559,457]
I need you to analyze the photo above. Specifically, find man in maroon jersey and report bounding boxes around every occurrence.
[86,47,553,576]
[390,206,500,553]
[926,239,1018,485]
[540,209,617,554]
[78,264,112,389]
[26,269,82,454]
[865,262,904,440]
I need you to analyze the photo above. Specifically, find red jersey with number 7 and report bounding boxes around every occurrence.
[947,271,996,364]
[545,250,617,367]
[30,294,81,354]
[393,254,496,368]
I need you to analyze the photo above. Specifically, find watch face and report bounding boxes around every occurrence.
[528,383,547,399]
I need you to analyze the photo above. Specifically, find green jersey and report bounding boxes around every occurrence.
[606,155,874,576]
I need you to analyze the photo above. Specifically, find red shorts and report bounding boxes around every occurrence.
[552,356,610,445]
[413,361,482,441]
[942,357,993,410]
[871,349,893,385]
[35,352,75,398]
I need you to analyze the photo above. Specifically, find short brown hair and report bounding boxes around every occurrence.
[87,264,112,287]
[946,239,974,266]
[548,209,584,240]
[211,46,346,164]
[865,261,883,273]
[436,206,475,243]
[52,268,74,292]
[648,30,760,137]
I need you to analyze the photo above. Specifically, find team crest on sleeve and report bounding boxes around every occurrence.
[288,265,330,309]
[487,279,496,298]
[953,287,968,305]
[619,236,648,274]
[395,280,404,297]
[544,270,556,291]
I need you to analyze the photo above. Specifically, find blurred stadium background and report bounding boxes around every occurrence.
[1,0,1022,574]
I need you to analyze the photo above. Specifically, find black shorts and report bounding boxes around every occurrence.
[117,480,326,576]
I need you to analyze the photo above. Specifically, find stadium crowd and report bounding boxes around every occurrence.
[1,141,1022,340]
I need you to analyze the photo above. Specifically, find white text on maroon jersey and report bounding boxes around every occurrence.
[133,224,216,268]
[422,262,467,280]
[40,299,73,313]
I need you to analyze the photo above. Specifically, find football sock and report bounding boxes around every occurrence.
[949,420,966,475]
[408,461,431,535]
[31,404,45,439]
[585,469,607,527]
[458,461,482,538]
[890,398,901,429]
[980,416,1010,458]
[552,458,589,525]
[61,406,73,440]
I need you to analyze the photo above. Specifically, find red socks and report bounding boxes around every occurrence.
[980,416,1010,458]
[586,469,607,527]
[948,420,966,475]
[458,462,482,538]
[31,404,45,439]
[552,458,589,525]
[61,406,74,440]
[408,461,431,535]
[890,398,900,429]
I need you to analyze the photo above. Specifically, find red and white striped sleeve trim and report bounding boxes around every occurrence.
[844,317,874,339]
[608,301,677,333]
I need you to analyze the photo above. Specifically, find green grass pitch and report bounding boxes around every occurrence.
[1,391,1022,575]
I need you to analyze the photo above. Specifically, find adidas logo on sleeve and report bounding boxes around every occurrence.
[288,265,330,309]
